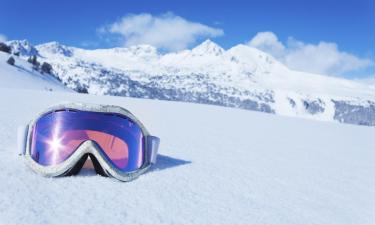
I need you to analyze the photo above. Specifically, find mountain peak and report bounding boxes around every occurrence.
[7,39,31,46]
[6,39,39,57]
[192,39,224,56]
[127,44,158,53]
[37,41,73,57]
[41,41,63,47]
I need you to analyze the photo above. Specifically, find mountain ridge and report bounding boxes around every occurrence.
[5,39,375,126]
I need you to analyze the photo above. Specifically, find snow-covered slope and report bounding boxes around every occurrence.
[6,40,375,126]
[0,51,69,91]
[0,88,374,225]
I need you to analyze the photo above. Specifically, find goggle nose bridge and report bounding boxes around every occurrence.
[64,140,110,177]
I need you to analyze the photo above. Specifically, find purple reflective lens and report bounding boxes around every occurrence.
[30,109,144,172]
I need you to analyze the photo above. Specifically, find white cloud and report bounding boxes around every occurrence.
[248,31,374,76]
[0,34,7,42]
[355,75,375,86]
[100,12,224,51]
[248,32,285,58]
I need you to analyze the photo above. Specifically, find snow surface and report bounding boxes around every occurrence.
[0,87,374,225]
[0,52,69,91]
[0,43,374,224]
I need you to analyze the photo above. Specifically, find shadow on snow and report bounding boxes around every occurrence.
[77,154,191,177]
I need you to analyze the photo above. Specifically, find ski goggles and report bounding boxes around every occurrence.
[18,103,160,182]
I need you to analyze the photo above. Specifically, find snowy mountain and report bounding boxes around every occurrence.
[0,51,70,92]
[6,40,39,57]
[6,39,375,126]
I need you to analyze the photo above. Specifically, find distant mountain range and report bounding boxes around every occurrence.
[5,39,375,126]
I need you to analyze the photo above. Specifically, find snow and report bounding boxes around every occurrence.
[34,39,375,100]
[1,42,374,224]
[29,40,375,125]
[190,39,225,56]
[0,85,374,224]
[6,39,375,126]
[0,52,69,91]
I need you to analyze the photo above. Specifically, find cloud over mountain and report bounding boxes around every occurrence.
[0,34,7,42]
[99,12,224,51]
[248,31,374,76]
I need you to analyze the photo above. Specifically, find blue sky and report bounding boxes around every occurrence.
[0,0,374,78]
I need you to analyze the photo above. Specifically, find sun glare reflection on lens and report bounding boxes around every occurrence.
[44,119,65,164]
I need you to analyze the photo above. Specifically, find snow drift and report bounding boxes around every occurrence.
[0,88,374,225]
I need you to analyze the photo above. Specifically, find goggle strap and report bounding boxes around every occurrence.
[17,125,29,156]
[147,136,160,164]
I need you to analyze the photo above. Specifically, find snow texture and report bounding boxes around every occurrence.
[0,52,69,91]
[0,87,374,224]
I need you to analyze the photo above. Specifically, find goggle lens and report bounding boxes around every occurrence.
[30,110,144,172]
